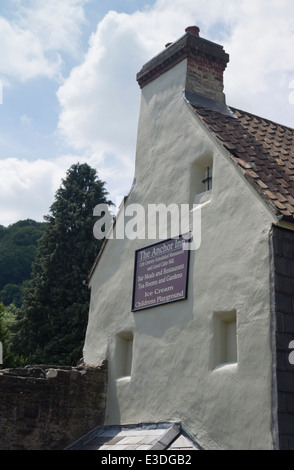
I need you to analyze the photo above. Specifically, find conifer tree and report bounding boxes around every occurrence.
[13,163,112,365]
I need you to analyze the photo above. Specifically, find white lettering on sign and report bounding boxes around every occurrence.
[289,341,294,365]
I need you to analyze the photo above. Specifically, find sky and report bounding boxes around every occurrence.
[0,0,294,226]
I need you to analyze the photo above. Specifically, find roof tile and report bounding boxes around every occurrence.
[191,104,294,221]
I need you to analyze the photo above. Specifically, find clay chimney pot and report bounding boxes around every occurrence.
[185,26,200,36]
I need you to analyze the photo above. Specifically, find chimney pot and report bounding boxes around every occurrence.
[185,26,200,36]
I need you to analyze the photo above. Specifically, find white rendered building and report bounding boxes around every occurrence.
[82,27,294,451]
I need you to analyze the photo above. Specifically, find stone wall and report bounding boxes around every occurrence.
[0,361,107,450]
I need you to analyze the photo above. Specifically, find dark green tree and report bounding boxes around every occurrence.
[0,303,7,368]
[0,303,21,368]
[0,280,29,308]
[0,219,47,295]
[12,163,112,365]
[0,303,19,368]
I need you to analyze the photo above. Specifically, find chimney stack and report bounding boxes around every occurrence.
[137,26,229,105]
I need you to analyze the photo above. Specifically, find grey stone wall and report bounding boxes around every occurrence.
[272,226,294,450]
[0,361,107,450]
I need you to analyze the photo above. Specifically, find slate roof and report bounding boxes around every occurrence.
[190,104,294,221]
[66,422,201,451]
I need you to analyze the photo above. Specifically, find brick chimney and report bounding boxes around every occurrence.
[137,26,229,105]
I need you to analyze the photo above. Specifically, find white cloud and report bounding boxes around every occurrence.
[16,0,88,58]
[0,157,69,225]
[223,1,294,93]
[0,151,130,227]
[0,0,88,83]
[57,11,145,156]
[0,16,60,83]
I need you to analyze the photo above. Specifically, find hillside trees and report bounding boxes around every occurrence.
[0,303,20,368]
[0,220,47,307]
[12,163,112,366]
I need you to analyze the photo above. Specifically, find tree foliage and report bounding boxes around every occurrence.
[0,220,47,306]
[0,303,7,368]
[12,163,112,366]
[0,303,20,368]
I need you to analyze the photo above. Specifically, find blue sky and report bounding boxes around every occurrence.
[0,0,294,226]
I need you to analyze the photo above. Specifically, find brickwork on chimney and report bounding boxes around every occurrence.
[136,26,229,104]
[186,56,226,104]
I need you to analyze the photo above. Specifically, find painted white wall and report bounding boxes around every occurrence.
[84,60,277,450]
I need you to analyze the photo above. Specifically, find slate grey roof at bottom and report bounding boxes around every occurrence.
[66,422,201,451]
